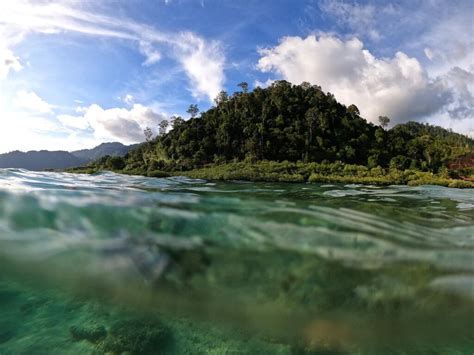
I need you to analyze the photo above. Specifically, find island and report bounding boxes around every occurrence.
[68,81,474,188]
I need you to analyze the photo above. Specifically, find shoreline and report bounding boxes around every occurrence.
[66,161,474,188]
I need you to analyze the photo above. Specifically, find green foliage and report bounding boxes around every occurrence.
[84,81,473,186]
[347,104,360,116]
[237,81,249,93]
[146,170,171,178]
[180,161,474,188]
[186,104,199,118]
[158,120,169,136]
[97,155,126,170]
[214,90,229,106]
[448,180,474,188]
[378,115,390,128]
[170,115,185,129]
[144,126,153,142]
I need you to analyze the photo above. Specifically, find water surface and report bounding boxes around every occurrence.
[0,169,473,354]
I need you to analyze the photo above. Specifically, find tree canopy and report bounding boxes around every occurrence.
[98,81,474,174]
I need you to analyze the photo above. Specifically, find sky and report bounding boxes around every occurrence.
[0,0,472,153]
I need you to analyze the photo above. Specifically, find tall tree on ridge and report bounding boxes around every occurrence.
[187,104,199,118]
[378,115,390,129]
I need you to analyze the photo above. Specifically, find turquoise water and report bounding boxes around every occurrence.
[0,168,473,354]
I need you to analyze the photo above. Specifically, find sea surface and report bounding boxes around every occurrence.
[0,168,473,354]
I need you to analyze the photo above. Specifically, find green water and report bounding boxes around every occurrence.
[0,169,473,354]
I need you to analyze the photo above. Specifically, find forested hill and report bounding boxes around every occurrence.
[113,81,473,173]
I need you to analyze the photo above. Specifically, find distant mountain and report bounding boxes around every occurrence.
[71,142,137,162]
[0,142,136,171]
[0,150,86,171]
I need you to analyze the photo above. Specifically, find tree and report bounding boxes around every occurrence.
[305,107,318,160]
[347,104,360,116]
[378,116,390,128]
[159,120,169,136]
[171,115,185,129]
[214,90,229,106]
[144,126,153,142]
[237,82,248,93]
[106,156,125,170]
[301,81,311,90]
[112,81,473,174]
[186,104,199,118]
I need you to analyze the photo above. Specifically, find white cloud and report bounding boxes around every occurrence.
[175,32,225,101]
[418,10,473,126]
[0,0,225,103]
[123,94,134,105]
[0,108,79,153]
[13,90,53,113]
[257,34,455,125]
[419,10,473,73]
[0,47,22,79]
[441,66,473,120]
[254,79,275,89]
[57,114,90,130]
[62,104,168,144]
[318,0,384,41]
[139,41,162,66]
[0,99,167,153]
[317,0,474,130]
[424,48,435,61]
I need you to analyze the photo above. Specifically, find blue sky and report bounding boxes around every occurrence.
[0,0,472,153]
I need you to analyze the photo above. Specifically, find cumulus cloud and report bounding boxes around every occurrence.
[60,104,168,143]
[57,114,90,130]
[419,9,473,127]
[257,34,455,125]
[441,66,474,120]
[0,120,97,153]
[315,0,473,132]
[0,108,73,153]
[0,99,167,152]
[13,90,53,113]
[0,0,225,102]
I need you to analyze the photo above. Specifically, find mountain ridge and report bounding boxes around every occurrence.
[0,142,136,171]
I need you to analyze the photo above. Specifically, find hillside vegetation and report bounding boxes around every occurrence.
[78,81,474,186]
[71,142,137,163]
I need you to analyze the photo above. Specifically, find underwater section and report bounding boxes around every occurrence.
[0,169,473,354]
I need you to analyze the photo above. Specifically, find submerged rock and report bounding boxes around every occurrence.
[98,317,170,354]
[70,323,107,343]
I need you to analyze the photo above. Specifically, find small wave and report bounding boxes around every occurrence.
[0,169,473,278]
